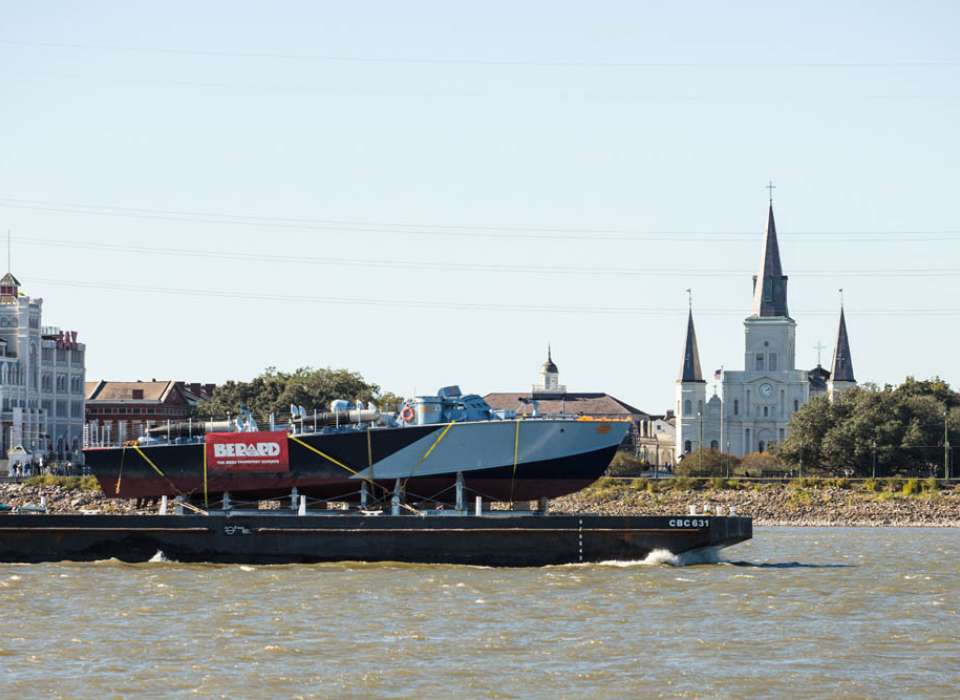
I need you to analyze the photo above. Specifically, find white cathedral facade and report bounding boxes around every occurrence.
[675,202,857,461]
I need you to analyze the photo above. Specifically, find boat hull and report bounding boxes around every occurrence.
[84,419,628,503]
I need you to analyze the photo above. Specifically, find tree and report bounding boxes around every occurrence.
[195,367,391,421]
[739,452,781,477]
[675,449,740,477]
[777,377,960,475]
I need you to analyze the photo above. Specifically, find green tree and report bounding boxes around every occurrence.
[778,377,960,475]
[195,367,390,421]
[675,449,741,477]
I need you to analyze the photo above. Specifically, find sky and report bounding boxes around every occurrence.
[1,1,959,411]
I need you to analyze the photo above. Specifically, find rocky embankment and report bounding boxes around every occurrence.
[4,478,960,526]
[0,480,144,515]
[552,478,960,527]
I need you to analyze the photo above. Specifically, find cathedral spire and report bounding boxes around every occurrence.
[751,202,790,317]
[679,306,705,383]
[830,303,855,383]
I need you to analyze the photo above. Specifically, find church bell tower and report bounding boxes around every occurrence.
[675,303,706,460]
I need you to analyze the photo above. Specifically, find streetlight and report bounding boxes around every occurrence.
[698,411,703,474]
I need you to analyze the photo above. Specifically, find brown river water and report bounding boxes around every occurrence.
[0,527,957,699]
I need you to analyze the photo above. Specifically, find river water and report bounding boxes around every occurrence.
[0,527,957,699]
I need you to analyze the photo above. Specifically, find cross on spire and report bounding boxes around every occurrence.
[766,180,776,205]
[685,288,692,310]
[814,341,826,366]
[839,287,845,308]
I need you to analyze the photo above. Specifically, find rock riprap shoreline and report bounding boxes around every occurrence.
[552,478,960,527]
[3,477,959,526]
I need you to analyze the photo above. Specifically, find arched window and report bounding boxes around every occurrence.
[684,399,691,415]
[684,440,692,453]
[734,399,739,415]
[763,406,769,417]
[710,440,719,450]
[794,399,799,412]
[758,440,766,453]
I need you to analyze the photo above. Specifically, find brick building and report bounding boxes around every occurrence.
[84,380,215,444]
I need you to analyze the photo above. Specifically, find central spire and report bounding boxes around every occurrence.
[751,203,789,317]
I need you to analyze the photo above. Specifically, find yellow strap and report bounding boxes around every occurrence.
[402,421,457,490]
[132,445,169,478]
[416,421,456,468]
[115,446,126,496]
[289,435,358,475]
[510,418,521,504]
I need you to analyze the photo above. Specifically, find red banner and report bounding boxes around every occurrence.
[204,431,290,472]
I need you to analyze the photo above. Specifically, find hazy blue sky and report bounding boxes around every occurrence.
[1,2,958,410]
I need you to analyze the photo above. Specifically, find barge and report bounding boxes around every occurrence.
[0,511,752,566]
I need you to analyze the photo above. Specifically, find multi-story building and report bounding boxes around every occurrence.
[0,272,86,471]
[84,380,215,444]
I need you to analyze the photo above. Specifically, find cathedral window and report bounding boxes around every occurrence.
[684,440,692,453]
[734,399,739,415]
[763,406,769,417]
[758,440,766,453]
[755,353,764,370]
[769,354,777,370]
[710,440,719,450]
[684,399,691,415]
[779,428,785,442]
[794,399,799,412]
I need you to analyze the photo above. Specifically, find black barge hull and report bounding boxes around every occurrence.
[0,514,752,566]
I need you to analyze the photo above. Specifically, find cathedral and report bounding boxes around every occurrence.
[675,200,856,461]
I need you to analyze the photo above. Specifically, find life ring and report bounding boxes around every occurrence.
[400,406,415,423]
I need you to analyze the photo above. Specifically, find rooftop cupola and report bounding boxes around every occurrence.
[542,345,559,374]
[0,272,20,304]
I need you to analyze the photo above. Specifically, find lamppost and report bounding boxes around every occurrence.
[654,433,660,480]
[698,411,703,474]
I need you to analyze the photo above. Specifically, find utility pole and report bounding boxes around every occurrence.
[945,407,950,481]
